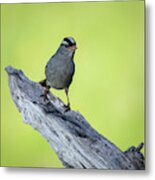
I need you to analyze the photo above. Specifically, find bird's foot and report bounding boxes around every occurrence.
[40,94,49,101]
[63,104,70,112]
[40,88,50,102]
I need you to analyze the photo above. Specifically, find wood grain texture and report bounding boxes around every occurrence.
[5,66,145,169]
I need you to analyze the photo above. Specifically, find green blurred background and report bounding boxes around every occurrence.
[1,1,144,168]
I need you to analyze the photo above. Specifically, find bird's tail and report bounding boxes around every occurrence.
[39,79,47,87]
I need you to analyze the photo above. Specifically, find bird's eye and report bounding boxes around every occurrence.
[65,44,70,48]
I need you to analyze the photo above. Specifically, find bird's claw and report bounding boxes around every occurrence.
[63,104,70,112]
[40,94,49,101]
[40,88,50,102]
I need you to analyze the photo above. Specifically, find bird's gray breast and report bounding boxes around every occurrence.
[45,56,75,89]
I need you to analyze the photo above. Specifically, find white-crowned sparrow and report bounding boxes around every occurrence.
[40,37,77,110]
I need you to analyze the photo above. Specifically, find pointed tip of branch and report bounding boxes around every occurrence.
[5,66,23,76]
[5,66,14,73]
[136,142,144,152]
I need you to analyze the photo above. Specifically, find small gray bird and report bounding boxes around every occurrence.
[40,37,77,110]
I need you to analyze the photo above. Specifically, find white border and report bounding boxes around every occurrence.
[0,0,132,3]
[1,0,155,179]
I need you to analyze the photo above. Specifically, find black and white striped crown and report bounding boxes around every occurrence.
[61,37,76,47]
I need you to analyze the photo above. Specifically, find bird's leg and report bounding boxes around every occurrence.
[64,88,70,110]
[40,87,50,101]
[39,79,50,101]
[44,87,50,100]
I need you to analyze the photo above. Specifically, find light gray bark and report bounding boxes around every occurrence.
[5,66,145,169]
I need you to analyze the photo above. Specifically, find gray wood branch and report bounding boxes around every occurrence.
[5,66,145,169]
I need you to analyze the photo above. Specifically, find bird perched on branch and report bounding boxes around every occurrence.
[40,37,77,110]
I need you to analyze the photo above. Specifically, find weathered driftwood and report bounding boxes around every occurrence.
[5,66,145,169]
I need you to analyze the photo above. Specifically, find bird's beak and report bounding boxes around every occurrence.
[69,45,77,51]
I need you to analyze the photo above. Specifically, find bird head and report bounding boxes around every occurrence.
[61,37,77,52]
